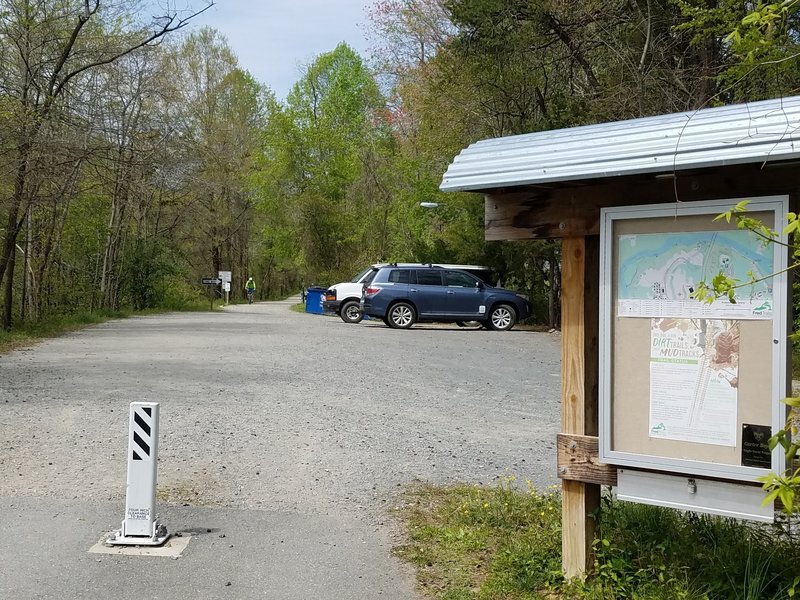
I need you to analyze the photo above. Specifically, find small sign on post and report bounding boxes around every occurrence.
[107,402,169,546]
[202,278,221,309]
[218,271,232,305]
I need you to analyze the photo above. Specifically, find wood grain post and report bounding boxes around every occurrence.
[561,236,601,579]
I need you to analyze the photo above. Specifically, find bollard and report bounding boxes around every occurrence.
[107,402,169,546]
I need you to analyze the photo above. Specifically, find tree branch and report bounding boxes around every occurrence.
[48,3,215,110]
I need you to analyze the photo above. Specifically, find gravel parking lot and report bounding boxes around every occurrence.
[0,298,562,598]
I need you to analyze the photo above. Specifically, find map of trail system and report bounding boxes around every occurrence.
[617,230,774,319]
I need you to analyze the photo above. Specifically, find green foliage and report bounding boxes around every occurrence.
[157,275,205,311]
[584,499,800,600]
[675,0,800,101]
[760,394,800,514]
[395,482,800,599]
[122,240,178,310]
[395,478,563,598]
[257,43,392,285]
[14,0,800,331]
[693,201,791,306]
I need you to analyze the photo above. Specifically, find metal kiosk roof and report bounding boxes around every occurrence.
[441,96,800,240]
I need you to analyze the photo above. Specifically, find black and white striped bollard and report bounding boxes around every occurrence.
[107,402,169,546]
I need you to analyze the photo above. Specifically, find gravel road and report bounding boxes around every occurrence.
[0,298,562,598]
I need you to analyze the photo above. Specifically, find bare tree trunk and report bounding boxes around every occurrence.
[21,204,32,322]
[3,244,16,330]
[35,160,81,320]
[0,136,35,330]
[100,151,134,309]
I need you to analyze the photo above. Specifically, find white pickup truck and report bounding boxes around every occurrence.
[323,263,493,323]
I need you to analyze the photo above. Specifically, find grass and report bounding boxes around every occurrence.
[394,479,800,600]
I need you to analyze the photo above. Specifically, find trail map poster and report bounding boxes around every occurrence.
[617,231,773,319]
[601,198,788,486]
[649,319,739,447]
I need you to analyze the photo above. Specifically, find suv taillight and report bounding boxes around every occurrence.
[365,286,381,296]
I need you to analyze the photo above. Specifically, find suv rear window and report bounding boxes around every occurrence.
[388,269,411,283]
[362,269,379,285]
[352,267,373,283]
[444,271,477,287]
[415,270,442,285]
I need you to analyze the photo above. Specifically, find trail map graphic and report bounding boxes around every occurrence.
[617,230,773,319]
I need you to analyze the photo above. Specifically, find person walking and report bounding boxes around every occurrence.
[245,277,256,304]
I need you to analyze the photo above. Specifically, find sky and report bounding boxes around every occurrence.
[191,0,374,99]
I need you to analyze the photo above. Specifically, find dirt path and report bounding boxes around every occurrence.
[0,299,561,598]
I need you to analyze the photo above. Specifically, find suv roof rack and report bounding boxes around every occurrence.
[371,262,491,270]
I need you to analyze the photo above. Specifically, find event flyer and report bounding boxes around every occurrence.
[649,318,739,446]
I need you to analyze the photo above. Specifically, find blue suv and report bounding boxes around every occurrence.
[361,265,530,330]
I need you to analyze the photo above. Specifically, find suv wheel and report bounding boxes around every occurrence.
[387,302,416,329]
[340,300,363,324]
[489,304,516,331]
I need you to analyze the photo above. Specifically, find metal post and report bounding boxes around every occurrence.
[107,402,169,546]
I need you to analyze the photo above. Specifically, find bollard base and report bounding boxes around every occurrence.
[107,520,170,547]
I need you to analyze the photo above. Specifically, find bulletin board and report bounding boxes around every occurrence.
[599,196,789,482]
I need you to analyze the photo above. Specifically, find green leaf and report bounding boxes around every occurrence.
[787,445,798,462]
[761,488,780,506]
[741,12,762,25]
[778,488,794,510]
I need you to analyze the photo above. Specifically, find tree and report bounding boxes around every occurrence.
[259,43,387,283]
[166,28,265,299]
[366,0,456,84]
[675,0,800,103]
[0,0,211,329]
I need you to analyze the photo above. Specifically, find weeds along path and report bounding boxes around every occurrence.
[0,299,562,522]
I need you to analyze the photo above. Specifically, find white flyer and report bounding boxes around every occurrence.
[649,318,739,447]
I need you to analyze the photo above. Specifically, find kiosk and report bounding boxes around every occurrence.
[441,96,800,576]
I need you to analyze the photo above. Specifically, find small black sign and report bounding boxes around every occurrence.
[742,424,772,469]
[202,278,222,285]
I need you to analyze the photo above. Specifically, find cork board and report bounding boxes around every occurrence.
[601,199,788,478]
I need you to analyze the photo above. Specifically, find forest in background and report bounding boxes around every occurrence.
[1,0,799,331]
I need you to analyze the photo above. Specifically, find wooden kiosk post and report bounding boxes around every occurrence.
[560,236,600,577]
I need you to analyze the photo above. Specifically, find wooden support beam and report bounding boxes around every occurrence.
[560,236,601,579]
[557,434,617,486]
[485,167,800,240]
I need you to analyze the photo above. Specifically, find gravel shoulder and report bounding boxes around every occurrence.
[0,298,561,598]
